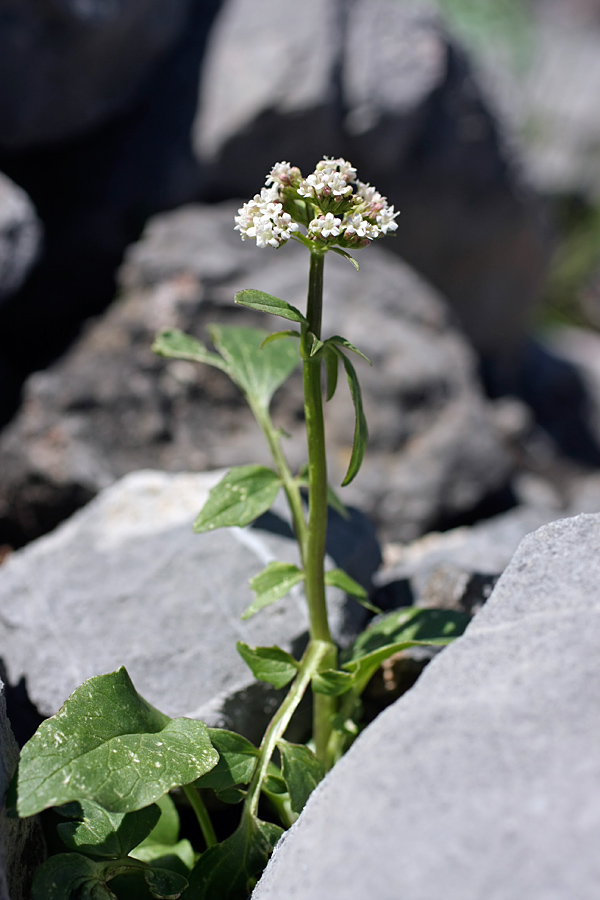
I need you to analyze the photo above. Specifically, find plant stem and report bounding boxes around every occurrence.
[245,640,330,818]
[301,250,337,766]
[183,783,217,849]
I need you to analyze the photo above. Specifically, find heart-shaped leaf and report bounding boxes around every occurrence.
[236,643,299,689]
[234,289,307,325]
[56,800,160,859]
[193,465,281,533]
[17,668,218,817]
[277,741,324,813]
[243,561,304,618]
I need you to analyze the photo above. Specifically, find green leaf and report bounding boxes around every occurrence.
[324,569,382,614]
[344,638,453,697]
[236,643,299,689]
[323,346,339,401]
[193,465,281,533]
[56,801,160,859]
[186,812,282,900]
[234,289,307,325]
[262,773,287,795]
[277,741,324,814]
[326,335,372,365]
[143,794,180,847]
[336,349,369,486]
[194,729,258,799]
[331,246,360,270]
[308,332,324,357]
[311,669,355,697]
[209,324,299,410]
[130,840,195,875]
[152,331,227,372]
[347,608,470,663]
[17,668,219,818]
[243,561,304,618]
[31,854,188,900]
[259,330,300,349]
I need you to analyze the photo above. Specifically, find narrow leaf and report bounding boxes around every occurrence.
[260,330,300,349]
[152,330,227,372]
[308,332,324,357]
[193,465,281,533]
[337,350,369,486]
[327,335,372,365]
[209,324,299,410]
[243,561,304,619]
[311,669,355,697]
[195,729,258,798]
[347,608,470,663]
[187,812,283,900]
[56,800,160,859]
[277,741,324,814]
[324,346,339,401]
[234,289,307,325]
[331,246,360,270]
[17,668,218,817]
[236,643,299,689]
[345,638,453,697]
[324,569,382,614]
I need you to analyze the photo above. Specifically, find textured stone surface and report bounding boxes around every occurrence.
[196,0,547,361]
[0,679,44,900]
[0,201,511,547]
[0,470,376,743]
[0,172,41,303]
[253,512,600,899]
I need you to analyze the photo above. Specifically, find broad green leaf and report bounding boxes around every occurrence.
[311,669,355,697]
[143,794,180,847]
[186,812,282,900]
[193,465,281,533]
[152,331,226,372]
[17,668,218,818]
[331,246,360,270]
[209,324,299,410]
[234,289,307,325]
[336,349,369,486]
[326,335,372,365]
[277,741,324,814]
[323,346,339,401]
[56,800,160,859]
[32,853,188,900]
[236,643,299,689]
[243,561,304,618]
[194,729,258,799]
[260,330,300,349]
[347,608,470,662]
[131,839,195,875]
[324,569,382,614]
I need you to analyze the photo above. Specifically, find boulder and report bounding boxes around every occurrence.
[0,469,377,744]
[196,0,547,364]
[0,172,41,303]
[0,201,512,547]
[252,512,600,899]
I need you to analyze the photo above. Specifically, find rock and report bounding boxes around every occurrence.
[0,678,44,900]
[252,512,600,900]
[0,201,512,547]
[196,0,547,364]
[0,172,41,303]
[0,470,376,744]
[0,0,194,149]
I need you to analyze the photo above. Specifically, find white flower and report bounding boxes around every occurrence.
[266,161,301,187]
[298,158,355,199]
[234,187,299,248]
[309,213,342,239]
[376,205,399,234]
[356,181,384,205]
[342,213,371,238]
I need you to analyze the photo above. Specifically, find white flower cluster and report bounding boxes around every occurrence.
[234,185,299,249]
[234,157,399,249]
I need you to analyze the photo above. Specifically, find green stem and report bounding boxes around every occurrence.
[183,783,217,849]
[245,640,330,819]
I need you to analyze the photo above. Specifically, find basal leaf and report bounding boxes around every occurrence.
[324,569,382,614]
[326,335,372,365]
[243,561,304,619]
[186,812,282,900]
[56,800,160,859]
[193,465,281,533]
[323,346,339,401]
[209,323,299,410]
[234,289,307,325]
[17,668,218,818]
[277,741,324,814]
[32,853,188,900]
[336,349,369,486]
[152,330,227,372]
[311,669,355,697]
[236,643,299,689]
[194,729,258,799]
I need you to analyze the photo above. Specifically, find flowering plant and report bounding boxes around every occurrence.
[13,159,465,900]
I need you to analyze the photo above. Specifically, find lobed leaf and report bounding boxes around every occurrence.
[236,643,299,689]
[194,729,258,800]
[234,289,307,325]
[243,561,304,619]
[56,800,160,859]
[193,465,281,534]
[17,668,218,818]
[277,741,324,814]
[31,853,188,900]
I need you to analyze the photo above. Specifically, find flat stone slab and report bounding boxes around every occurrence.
[253,513,600,899]
[0,470,373,743]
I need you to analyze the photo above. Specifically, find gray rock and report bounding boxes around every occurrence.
[0,0,193,149]
[0,679,44,900]
[253,512,600,900]
[0,201,512,546]
[0,173,41,303]
[196,0,547,362]
[0,470,373,743]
